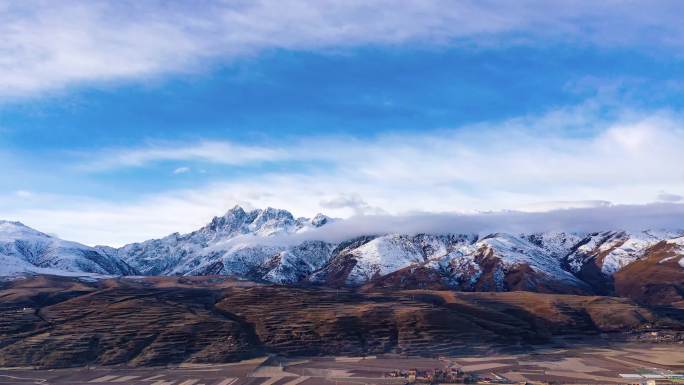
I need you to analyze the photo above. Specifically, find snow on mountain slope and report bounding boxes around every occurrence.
[261,241,334,283]
[431,250,482,289]
[611,234,684,306]
[556,230,684,294]
[523,232,585,259]
[565,230,684,275]
[339,233,589,293]
[0,220,135,277]
[1,206,682,297]
[109,206,334,282]
[664,236,684,269]
[474,233,587,288]
[309,232,590,292]
[346,235,426,283]
[308,234,476,286]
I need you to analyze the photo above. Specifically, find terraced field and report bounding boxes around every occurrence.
[1,275,683,369]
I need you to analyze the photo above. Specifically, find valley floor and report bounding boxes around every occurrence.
[1,343,683,385]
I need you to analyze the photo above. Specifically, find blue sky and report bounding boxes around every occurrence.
[1,0,684,245]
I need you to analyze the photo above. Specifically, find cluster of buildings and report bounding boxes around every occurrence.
[385,367,464,383]
[619,369,684,385]
[635,330,684,344]
[383,364,684,385]
[384,367,516,384]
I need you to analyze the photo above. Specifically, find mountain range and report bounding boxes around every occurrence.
[2,206,684,305]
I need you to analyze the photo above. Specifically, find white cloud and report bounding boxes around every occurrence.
[14,190,34,198]
[221,203,684,247]
[80,108,684,194]
[515,200,612,212]
[657,192,683,202]
[3,0,684,98]
[3,108,684,246]
[173,166,191,175]
[319,194,385,216]
[80,141,287,171]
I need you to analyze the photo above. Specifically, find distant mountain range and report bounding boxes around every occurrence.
[2,206,684,305]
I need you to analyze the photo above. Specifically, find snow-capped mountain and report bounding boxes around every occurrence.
[309,232,596,294]
[98,206,333,280]
[2,207,683,301]
[0,220,136,277]
[102,206,683,295]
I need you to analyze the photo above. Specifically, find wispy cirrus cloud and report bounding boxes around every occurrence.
[3,0,684,98]
[79,140,288,171]
[78,107,684,193]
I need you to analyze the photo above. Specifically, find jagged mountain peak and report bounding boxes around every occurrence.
[258,206,294,218]
[218,205,295,219]
[311,213,331,227]
[220,205,249,220]
[227,204,247,213]
[251,207,295,226]
[113,205,326,275]
[207,206,256,233]
[206,206,298,235]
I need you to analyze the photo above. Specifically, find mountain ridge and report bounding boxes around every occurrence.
[2,206,683,305]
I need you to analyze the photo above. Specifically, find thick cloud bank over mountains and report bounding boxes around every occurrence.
[250,202,684,246]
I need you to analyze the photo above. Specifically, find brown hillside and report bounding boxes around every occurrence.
[0,275,682,369]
